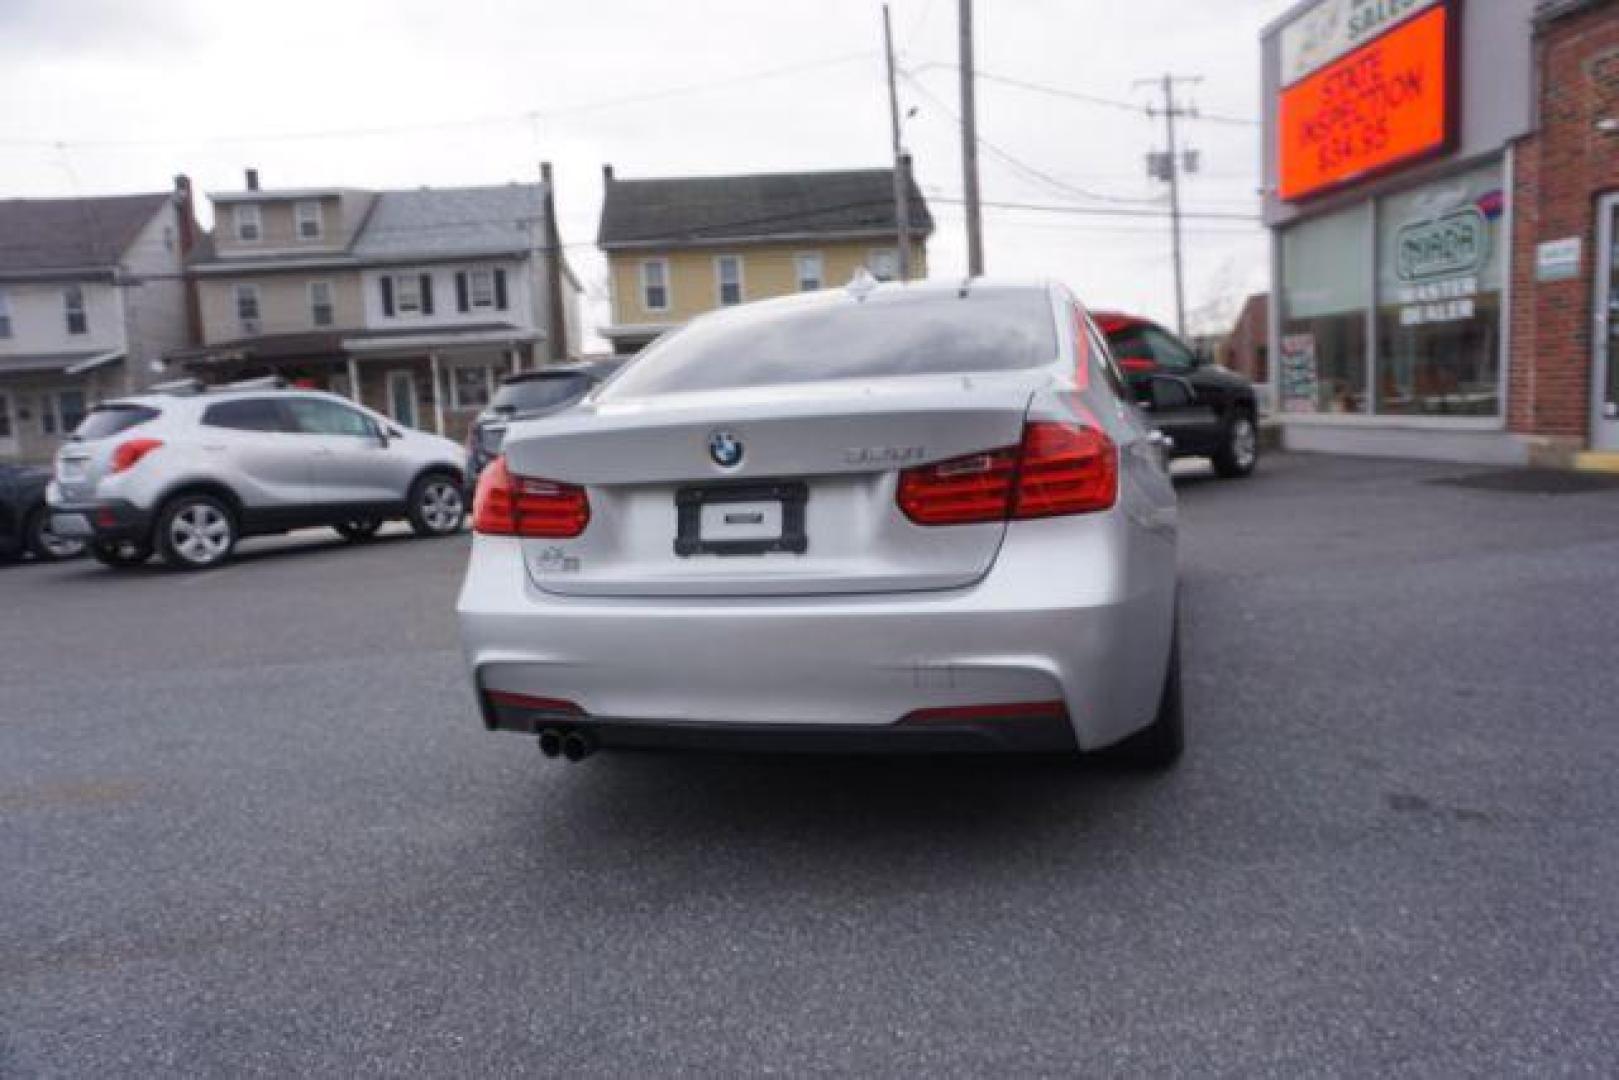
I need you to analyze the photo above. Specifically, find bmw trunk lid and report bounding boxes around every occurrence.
[500,371,1045,597]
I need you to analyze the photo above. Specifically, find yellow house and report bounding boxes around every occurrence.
[597,165,933,354]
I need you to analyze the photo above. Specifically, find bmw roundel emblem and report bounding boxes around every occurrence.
[709,429,744,469]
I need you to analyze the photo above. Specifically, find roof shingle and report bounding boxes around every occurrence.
[0,193,170,274]
[597,168,933,249]
[351,184,548,259]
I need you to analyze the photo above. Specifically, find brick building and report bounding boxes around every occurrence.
[1509,0,1619,467]
[1259,0,1619,467]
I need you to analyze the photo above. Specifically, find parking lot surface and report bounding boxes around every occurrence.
[3,453,1618,1076]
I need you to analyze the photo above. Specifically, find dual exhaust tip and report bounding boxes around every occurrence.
[538,728,595,762]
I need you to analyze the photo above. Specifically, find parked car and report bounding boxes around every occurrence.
[458,281,1183,767]
[0,464,85,562]
[465,362,623,485]
[48,380,468,571]
[1094,312,1260,478]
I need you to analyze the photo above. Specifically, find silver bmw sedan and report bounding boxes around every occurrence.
[457,279,1182,767]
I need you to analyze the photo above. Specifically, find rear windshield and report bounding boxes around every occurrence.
[73,404,160,441]
[601,288,1059,399]
[491,374,594,412]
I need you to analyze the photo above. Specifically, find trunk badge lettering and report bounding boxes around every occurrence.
[844,445,926,466]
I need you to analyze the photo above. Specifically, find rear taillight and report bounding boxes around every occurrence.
[897,421,1116,526]
[109,437,163,474]
[472,455,590,538]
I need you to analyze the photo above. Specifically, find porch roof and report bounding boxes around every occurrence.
[0,349,125,377]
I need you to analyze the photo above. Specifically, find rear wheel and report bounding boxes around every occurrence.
[26,507,86,561]
[91,539,153,568]
[1212,411,1259,478]
[335,519,383,542]
[407,473,465,538]
[1101,624,1184,771]
[156,494,237,571]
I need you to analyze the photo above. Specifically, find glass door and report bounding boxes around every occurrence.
[387,371,417,430]
[1595,195,1619,452]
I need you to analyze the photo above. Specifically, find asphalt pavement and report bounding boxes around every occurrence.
[2,453,1617,1076]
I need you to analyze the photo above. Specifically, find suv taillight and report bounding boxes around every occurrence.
[897,422,1117,526]
[472,455,590,538]
[109,437,164,474]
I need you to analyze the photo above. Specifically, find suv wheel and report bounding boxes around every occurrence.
[26,508,87,561]
[91,539,153,568]
[157,495,237,571]
[407,474,465,538]
[335,520,383,542]
[1212,411,1259,478]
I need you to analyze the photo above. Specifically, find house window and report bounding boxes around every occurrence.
[387,273,433,316]
[235,204,262,242]
[716,255,743,306]
[0,289,11,337]
[234,283,261,328]
[64,286,87,335]
[309,281,334,327]
[41,390,87,437]
[469,269,495,308]
[868,248,900,282]
[795,253,824,292]
[295,200,323,240]
[0,391,12,442]
[641,259,669,312]
[449,365,497,410]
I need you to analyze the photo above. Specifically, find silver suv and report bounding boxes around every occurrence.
[48,379,468,570]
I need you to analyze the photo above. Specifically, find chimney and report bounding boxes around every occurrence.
[245,167,260,191]
[540,162,568,363]
[171,174,203,351]
[602,163,614,184]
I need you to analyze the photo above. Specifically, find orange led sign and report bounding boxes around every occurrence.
[1278,3,1452,202]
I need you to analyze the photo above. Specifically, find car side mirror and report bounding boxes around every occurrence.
[373,423,393,447]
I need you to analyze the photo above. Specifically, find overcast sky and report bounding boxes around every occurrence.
[1,0,1284,344]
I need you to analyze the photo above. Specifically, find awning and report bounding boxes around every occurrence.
[0,349,125,377]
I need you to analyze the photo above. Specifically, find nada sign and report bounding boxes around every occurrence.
[1278,2,1452,202]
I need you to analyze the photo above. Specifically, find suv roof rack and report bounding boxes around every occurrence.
[221,375,290,391]
[146,377,206,396]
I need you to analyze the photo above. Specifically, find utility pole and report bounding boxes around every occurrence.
[882,3,912,281]
[958,0,984,276]
[1140,73,1201,336]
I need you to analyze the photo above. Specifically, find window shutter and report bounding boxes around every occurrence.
[456,272,469,313]
[420,274,434,315]
[494,268,508,310]
[381,276,395,316]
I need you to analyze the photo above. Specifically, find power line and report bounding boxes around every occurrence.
[935,196,1257,222]
[901,73,1165,206]
[910,61,1260,126]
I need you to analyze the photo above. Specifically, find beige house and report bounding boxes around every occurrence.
[172,167,582,443]
[597,165,932,354]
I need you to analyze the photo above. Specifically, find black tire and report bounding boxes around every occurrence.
[335,519,383,542]
[1211,409,1259,478]
[406,472,465,538]
[155,494,237,571]
[26,507,86,561]
[91,539,153,568]
[1102,624,1184,771]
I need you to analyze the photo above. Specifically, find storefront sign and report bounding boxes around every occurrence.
[1280,0,1443,85]
[1279,333,1321,413]
[1397,207,1487,282]
[1534,237,1582,283]
[1278,3,1452,202]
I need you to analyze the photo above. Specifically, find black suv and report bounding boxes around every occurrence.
[1095,311,1260,478]
[0,464,85,561]
[466,362,622,483]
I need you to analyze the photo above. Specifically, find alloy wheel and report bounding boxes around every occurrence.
[169,503,233,566]
[419,480,465,534]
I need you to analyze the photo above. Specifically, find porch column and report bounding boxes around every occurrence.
[509,346,520,375]
[429,351,445,435]
[346,357,361,405]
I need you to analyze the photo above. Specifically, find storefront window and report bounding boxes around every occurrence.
[1375,161,1505,416]
[1279,203,1370,414]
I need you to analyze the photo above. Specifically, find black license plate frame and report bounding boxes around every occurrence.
[674,481,808,557]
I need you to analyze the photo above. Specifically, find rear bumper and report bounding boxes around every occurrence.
[457,517,1177,753]
[49,499,151,543]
